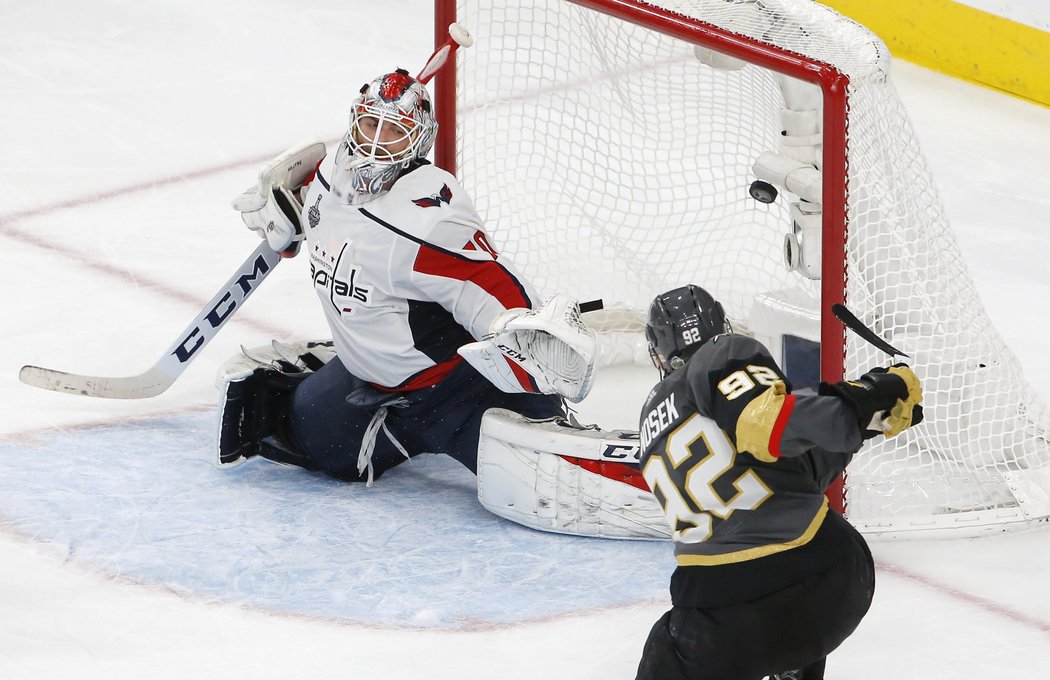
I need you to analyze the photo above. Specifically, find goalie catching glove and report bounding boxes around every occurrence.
[458,293,597,403]
[820,363,924,439]
[233,138,326,256]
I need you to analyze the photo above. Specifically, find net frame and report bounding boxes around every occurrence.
[435,1,849,381]
[432,0,1050,538]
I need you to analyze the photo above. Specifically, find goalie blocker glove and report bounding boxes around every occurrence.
[458,293,597,403]
[819,364,924,439]
[233,139,326,256]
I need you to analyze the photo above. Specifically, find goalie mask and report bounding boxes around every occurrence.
[330,69,438,204]
[646,285,731,377]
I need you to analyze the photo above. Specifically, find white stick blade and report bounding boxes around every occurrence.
[19,365,174,399]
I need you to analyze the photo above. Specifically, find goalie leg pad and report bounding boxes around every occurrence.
[476,409,670,540]
[216,367,311,467]
[215,341,336,468]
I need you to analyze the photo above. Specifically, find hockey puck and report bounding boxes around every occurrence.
[749,180,778,204]
[579,299,604,313]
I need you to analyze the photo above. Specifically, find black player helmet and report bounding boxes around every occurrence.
[645,284,731,376]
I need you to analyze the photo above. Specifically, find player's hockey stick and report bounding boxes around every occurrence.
[831,303,909,359]
[416,23,474,84]
[19,242,282,399]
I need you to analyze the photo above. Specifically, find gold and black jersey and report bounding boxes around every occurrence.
[639,333,866,606]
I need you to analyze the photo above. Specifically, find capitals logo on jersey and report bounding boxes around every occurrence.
[412,183,453,208]
[310,242,372,315]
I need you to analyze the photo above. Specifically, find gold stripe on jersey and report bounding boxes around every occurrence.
[735,380,789,463]
[675,497,829,566]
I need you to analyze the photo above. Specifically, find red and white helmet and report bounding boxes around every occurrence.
[331,69,438,202]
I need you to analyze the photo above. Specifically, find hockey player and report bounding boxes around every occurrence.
[634,285,923,680]
[217,69,594,484]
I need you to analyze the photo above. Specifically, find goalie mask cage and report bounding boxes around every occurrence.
[433,0,1050,538]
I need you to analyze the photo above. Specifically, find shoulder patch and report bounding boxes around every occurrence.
[412,183,453,208]
[307,194,322,229]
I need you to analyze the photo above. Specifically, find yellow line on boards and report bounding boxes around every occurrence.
[822,0,1050,106]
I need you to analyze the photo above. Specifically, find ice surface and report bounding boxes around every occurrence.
[0,412,672,629]
[0,1,1048,679]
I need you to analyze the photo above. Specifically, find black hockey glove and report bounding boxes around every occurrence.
[819,364,923,439]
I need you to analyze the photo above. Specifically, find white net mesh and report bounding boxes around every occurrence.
[449,0,1050,537]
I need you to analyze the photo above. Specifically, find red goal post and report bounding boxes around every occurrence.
[432,0,1050,538]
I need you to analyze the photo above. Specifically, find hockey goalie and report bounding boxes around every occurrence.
[215,67,668,540]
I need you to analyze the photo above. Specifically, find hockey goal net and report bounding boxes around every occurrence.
[434,0,1050,538]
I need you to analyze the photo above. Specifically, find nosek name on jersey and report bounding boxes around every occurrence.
[641,393,680,450]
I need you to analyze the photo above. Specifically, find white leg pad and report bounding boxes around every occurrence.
[477,409,670,540]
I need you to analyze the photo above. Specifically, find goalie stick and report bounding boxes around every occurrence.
[19,241,282,399]
[831,303,909,359]
[20,27,474,400]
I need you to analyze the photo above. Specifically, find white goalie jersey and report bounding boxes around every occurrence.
[299,156,542,391]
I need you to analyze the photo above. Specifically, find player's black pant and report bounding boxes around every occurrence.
[287,357,563,481]
[635,515,874,680]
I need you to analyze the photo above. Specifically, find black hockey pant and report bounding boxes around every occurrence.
[287,357,563,482]
[635,525,875,680]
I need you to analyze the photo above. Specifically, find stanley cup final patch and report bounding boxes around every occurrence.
[308,195,322,228]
